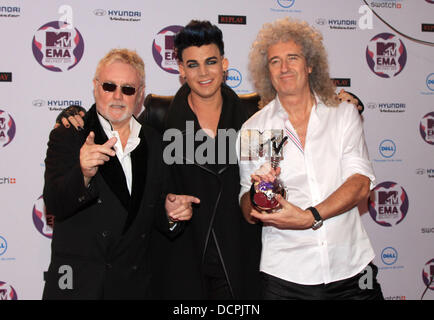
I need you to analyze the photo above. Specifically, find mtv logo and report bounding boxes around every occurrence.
[46,32,71,47]
[378,191,399,205]
[377,42,396,57]
[165,35,174,50]
[239,129,284,161]
[0,287,11,300]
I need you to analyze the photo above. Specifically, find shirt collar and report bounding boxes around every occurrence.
[272,92,325,120]
[97,112,142,155]
[97,112,141,135]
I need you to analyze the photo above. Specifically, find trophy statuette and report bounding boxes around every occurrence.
[250,136,288,213]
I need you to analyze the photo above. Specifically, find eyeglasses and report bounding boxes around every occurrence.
[96,79,137,96]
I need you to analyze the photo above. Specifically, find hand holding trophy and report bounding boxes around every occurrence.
[250,134,288,213]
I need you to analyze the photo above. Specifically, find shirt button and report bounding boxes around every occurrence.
[102,230,109,238]
[97,199,102,204]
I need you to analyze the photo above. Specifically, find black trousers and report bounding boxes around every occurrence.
[262,263,384,300]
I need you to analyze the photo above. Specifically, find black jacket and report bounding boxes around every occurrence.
[43,105,172,299]
[151,83,262,299]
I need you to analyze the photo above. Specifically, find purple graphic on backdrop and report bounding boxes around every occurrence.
[422,259,434,291]
[32,21,84,72]
[368,181,409,227]
[0,281,18,300]
[32,196,54,239]
[152,25,183,74]
[420,112,434,145]
[366,33,407,78]
[0,110,16,148]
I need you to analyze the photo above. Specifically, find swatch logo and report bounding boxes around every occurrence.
[32,195,54,239]
[419,112,434,145]
[0,110,16,148]
[152,25,183,74]
[0,281,18,300]
[0,177,16,184]
[366,33,407,78]
[368,181,409,227]
[32,21,85,72]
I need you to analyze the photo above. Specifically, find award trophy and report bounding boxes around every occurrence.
[250,135,288,213]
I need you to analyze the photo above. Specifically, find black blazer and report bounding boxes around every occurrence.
[151,83,262,299]
[42,105,171,299]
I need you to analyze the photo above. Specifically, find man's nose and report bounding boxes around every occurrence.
[113,86,123,99]
[199,64,208,76]
[280,59,290,72]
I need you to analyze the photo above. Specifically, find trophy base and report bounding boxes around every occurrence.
[250,181,286,214]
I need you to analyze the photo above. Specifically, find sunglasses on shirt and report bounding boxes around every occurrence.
[96,79,138,96]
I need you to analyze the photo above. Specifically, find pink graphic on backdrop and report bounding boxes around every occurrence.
[368,181,409,227]
[0,281,18,300]
[366,33,407,78]
[32,196,54,239]
[0,110,16,148]
[32,21,84,72]
[152,25,183,74]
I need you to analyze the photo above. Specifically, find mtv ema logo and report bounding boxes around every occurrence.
[152,25,183,74]
[420,112,434,145]
[422,259,434,292]
[366,33,407,78]
[0,281,18,300]
[32,195,54,239]
[32,21,84,72]
[0,109,16,148]
[368,181,409,227]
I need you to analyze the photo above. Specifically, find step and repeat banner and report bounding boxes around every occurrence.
[0,0,433,300]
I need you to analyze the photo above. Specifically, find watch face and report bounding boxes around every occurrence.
[312,220,323,230]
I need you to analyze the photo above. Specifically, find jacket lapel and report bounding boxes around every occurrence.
[125,126,148,231]
[85,105,131,212]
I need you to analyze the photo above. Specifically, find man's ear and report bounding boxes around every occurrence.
[178,62,185,79]
[222,57,229,73]
[92,78,98,96]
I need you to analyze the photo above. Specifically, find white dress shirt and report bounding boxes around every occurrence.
[97,113,141,195]
[237,95,376,285]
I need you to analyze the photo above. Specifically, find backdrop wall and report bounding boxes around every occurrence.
[0,0,433,300]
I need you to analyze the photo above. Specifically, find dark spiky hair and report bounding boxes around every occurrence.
[174,20,224,61]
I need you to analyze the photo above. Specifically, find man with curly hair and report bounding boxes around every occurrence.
[238,17,383,300]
